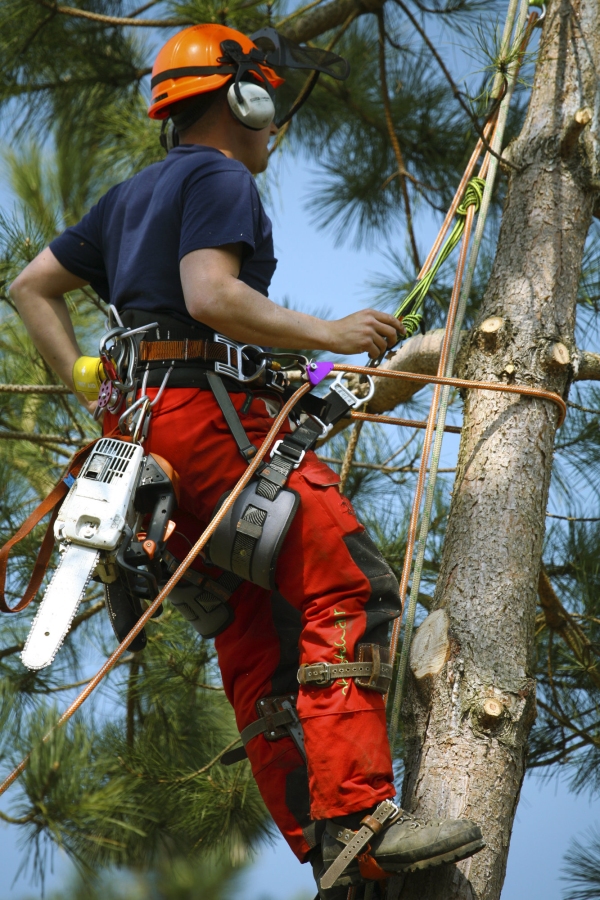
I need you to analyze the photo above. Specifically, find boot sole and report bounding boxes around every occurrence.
[395,838,486,873]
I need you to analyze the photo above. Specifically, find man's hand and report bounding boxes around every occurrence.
[327,309,405,359]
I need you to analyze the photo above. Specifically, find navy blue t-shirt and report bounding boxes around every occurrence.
[49,145,277,327]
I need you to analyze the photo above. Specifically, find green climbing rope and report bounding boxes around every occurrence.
[394,177,486,336]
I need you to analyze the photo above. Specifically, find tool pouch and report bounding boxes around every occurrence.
[208,482,300,590]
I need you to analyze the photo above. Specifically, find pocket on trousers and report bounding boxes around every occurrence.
[297,463,364,537]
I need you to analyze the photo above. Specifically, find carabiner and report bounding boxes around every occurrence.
[330,371,375,409]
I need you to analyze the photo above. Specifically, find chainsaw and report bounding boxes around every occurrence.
[21,437,178,670]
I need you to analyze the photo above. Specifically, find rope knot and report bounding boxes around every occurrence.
[457,177,486,216]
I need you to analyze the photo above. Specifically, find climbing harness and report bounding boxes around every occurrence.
[208,365,374,589]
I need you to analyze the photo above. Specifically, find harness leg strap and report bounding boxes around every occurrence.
[206,371,257,462]
[297,644,393,694]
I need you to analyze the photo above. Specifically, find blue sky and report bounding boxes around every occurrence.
[0,140,598,900]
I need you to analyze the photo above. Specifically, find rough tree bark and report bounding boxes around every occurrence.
[396,1,600,899]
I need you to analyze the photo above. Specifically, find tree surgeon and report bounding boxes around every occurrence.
[9,24,484,898]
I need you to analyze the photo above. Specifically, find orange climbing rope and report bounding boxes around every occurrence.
[337,364,566,426]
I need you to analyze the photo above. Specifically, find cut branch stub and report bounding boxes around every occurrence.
[409,609,450,682]
[479,697,505,728]
[574,350,600,381]
[476,316,505,352]
[542,341,570,371]
[560,107,594,158]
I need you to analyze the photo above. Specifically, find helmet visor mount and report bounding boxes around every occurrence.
[249,28,350,127]
[250,28,350,81]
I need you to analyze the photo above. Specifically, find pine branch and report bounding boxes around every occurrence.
[536,699,600,751]
[271,9,359,153]
[280,0,385,43]
[527,737,591,768]
[35,0,190,27]
[129,0,161,15]
[0,384,70,394]
[391,0,517,170]
[45,655,135,691]
[119,736,243,784]
[277,0,327,27]
[546,512,600,522]
[377,9,420,271]
[317,454,457,472]
[0,810,36,825]
[0,600,105,660]
[0,430,90,445]
[538,569,600,689]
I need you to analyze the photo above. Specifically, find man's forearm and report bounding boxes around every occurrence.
[11,287,83,391]
[181,245,403,358]
[186,276,330,349]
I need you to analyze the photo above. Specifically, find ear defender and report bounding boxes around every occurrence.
[227,81,275,130]
[160,120,180,152]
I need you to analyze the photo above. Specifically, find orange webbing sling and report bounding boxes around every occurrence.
[0,436,106,614]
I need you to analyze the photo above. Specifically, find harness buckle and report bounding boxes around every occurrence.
[298,662,332,685]
[270,439,306,468]
[309,415,333,438]
[214,334,268,383]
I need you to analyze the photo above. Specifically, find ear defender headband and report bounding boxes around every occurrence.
[219,39,276,131]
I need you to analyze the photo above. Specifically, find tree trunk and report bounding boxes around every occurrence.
[396,1,600,898]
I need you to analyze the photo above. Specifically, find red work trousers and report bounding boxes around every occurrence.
[105,386,398,861]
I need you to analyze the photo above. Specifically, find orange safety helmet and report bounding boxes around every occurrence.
[148,23,284,120]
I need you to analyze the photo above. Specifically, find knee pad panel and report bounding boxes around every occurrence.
[343,532,401,645]
[209,482,300,589]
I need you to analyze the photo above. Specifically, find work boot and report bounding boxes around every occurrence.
[320,801,484,890]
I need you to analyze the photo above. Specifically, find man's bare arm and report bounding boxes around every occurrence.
[9,248,94,409]
[180,244,404,359]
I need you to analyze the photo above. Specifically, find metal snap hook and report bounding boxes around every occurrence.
[530,0,546,24]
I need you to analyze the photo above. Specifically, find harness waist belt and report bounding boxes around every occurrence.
[139,339,238,366]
